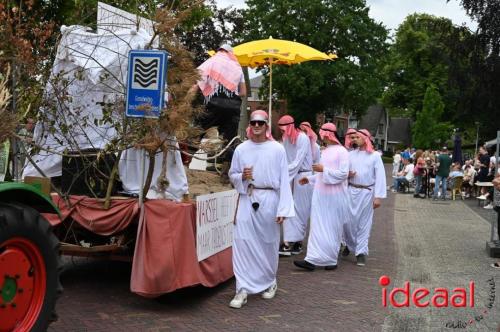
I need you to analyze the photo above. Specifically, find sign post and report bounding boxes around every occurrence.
[126,49,168,118]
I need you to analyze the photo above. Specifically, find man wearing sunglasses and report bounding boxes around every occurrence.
[277,115,314,257]
[228,110,294,309]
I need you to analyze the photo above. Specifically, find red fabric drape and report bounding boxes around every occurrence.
[45,195,233,297]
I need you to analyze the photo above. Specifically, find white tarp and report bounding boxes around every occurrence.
[24,24,188,200]
[24,25,152,177]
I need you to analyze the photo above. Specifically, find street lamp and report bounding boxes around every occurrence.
[474,121,480,156]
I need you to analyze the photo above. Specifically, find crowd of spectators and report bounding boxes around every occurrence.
[390,145,498,207]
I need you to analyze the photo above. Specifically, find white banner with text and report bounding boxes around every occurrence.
[196,190,238,262]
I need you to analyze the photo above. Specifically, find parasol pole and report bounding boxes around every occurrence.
[268,60,273,126]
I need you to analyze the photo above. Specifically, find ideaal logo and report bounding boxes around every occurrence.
[379,275,474,308]
[379,275,496,329]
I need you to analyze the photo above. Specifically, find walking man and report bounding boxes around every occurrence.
[343,129,386,266]
[299,122,321,164]
[293,123,349,271]
[228,110,295,308]
[277,115,313,256]
[433,146,452,200]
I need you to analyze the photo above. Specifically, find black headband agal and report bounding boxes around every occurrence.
[320,127,336,133]
[278,121,295,126]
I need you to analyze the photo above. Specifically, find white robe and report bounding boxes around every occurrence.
[229,140,295,294]
[313,143,321,164]
[344,149,387,256]
[304,145,349,266]
[282,132,313,242]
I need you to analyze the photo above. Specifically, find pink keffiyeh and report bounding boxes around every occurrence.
[319,123,341,145]
[246,110,274,141]
[197,51,243,100]
[300,121,318,160]
[344,128,357,149]
[358,129,375,153]
[278,115,300,144]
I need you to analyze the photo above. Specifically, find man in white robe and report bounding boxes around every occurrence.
[343,129,386,266]
[300,122,321,164]
[228,110,295,309]
[277,115,313,256]
[293,123,349,270]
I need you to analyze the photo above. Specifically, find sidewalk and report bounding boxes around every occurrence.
[382,192,499,331]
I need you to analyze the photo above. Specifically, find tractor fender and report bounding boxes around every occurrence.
[0,182,59,215]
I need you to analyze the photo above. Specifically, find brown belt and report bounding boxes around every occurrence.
[348,183,374,190]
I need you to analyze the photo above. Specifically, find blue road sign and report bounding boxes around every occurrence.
[126,50,168,118]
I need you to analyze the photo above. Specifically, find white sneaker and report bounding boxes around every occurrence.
[478,195,488,200]
[229,292,247,309]
[391,189,397,193]
[484,204,494,209]
[261,282,278,299]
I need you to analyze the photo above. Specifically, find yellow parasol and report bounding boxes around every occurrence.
[232,37,337,124]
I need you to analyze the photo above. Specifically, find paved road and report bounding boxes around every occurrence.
[49,169,397,332]
[48,168,500,331]
[382,191,500,332]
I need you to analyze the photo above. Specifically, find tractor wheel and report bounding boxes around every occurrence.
[0,203,62,332]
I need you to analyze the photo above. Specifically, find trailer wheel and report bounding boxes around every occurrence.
[0,203,62,332]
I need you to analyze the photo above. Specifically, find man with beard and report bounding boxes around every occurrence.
[343,129,386,266]
[228,110,294,308]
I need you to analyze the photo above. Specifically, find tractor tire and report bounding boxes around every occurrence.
[0,202,62,332]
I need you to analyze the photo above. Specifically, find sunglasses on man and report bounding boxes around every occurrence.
[250,120,267,127]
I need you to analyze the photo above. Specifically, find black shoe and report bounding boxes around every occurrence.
[341,246,350,257]
[291,241,303,255]
[324,265,337,270]
[356,254,366,266]
[293,260,316,271]
[413,194,419,198]
[279,243,292,256]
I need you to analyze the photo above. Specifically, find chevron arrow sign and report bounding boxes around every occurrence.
[126,50,168,118]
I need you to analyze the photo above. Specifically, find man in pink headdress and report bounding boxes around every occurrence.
[195,44,247,171]
[277,115,313,256]
[343,129,386,266]
[299,122,321,164]
[228,110,294,309]
[293,123,349,271]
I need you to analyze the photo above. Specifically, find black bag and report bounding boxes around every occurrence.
[207,95,242,110]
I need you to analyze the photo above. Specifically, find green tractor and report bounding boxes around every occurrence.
[0,182,62,332]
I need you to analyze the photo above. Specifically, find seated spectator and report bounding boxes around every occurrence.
[447,164,464,191]
[392,158,414,193]
[462,161,476,197]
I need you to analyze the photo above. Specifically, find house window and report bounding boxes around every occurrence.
[378,123,384,135]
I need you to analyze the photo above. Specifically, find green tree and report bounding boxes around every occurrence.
[381,14,474,123]
[456,0,500,139]
[241,0,389,125]
[178,1,244,66]
[413,85,451,149]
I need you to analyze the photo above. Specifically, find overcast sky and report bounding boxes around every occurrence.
[216,0,477,32]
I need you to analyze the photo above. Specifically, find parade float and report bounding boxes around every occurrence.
[19,1,238,299]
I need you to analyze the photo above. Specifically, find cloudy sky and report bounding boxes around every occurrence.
[216,0,477,31]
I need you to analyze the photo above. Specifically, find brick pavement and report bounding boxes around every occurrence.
[48,169,397,332]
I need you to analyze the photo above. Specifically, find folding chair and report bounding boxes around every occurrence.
[451,176,464,200]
